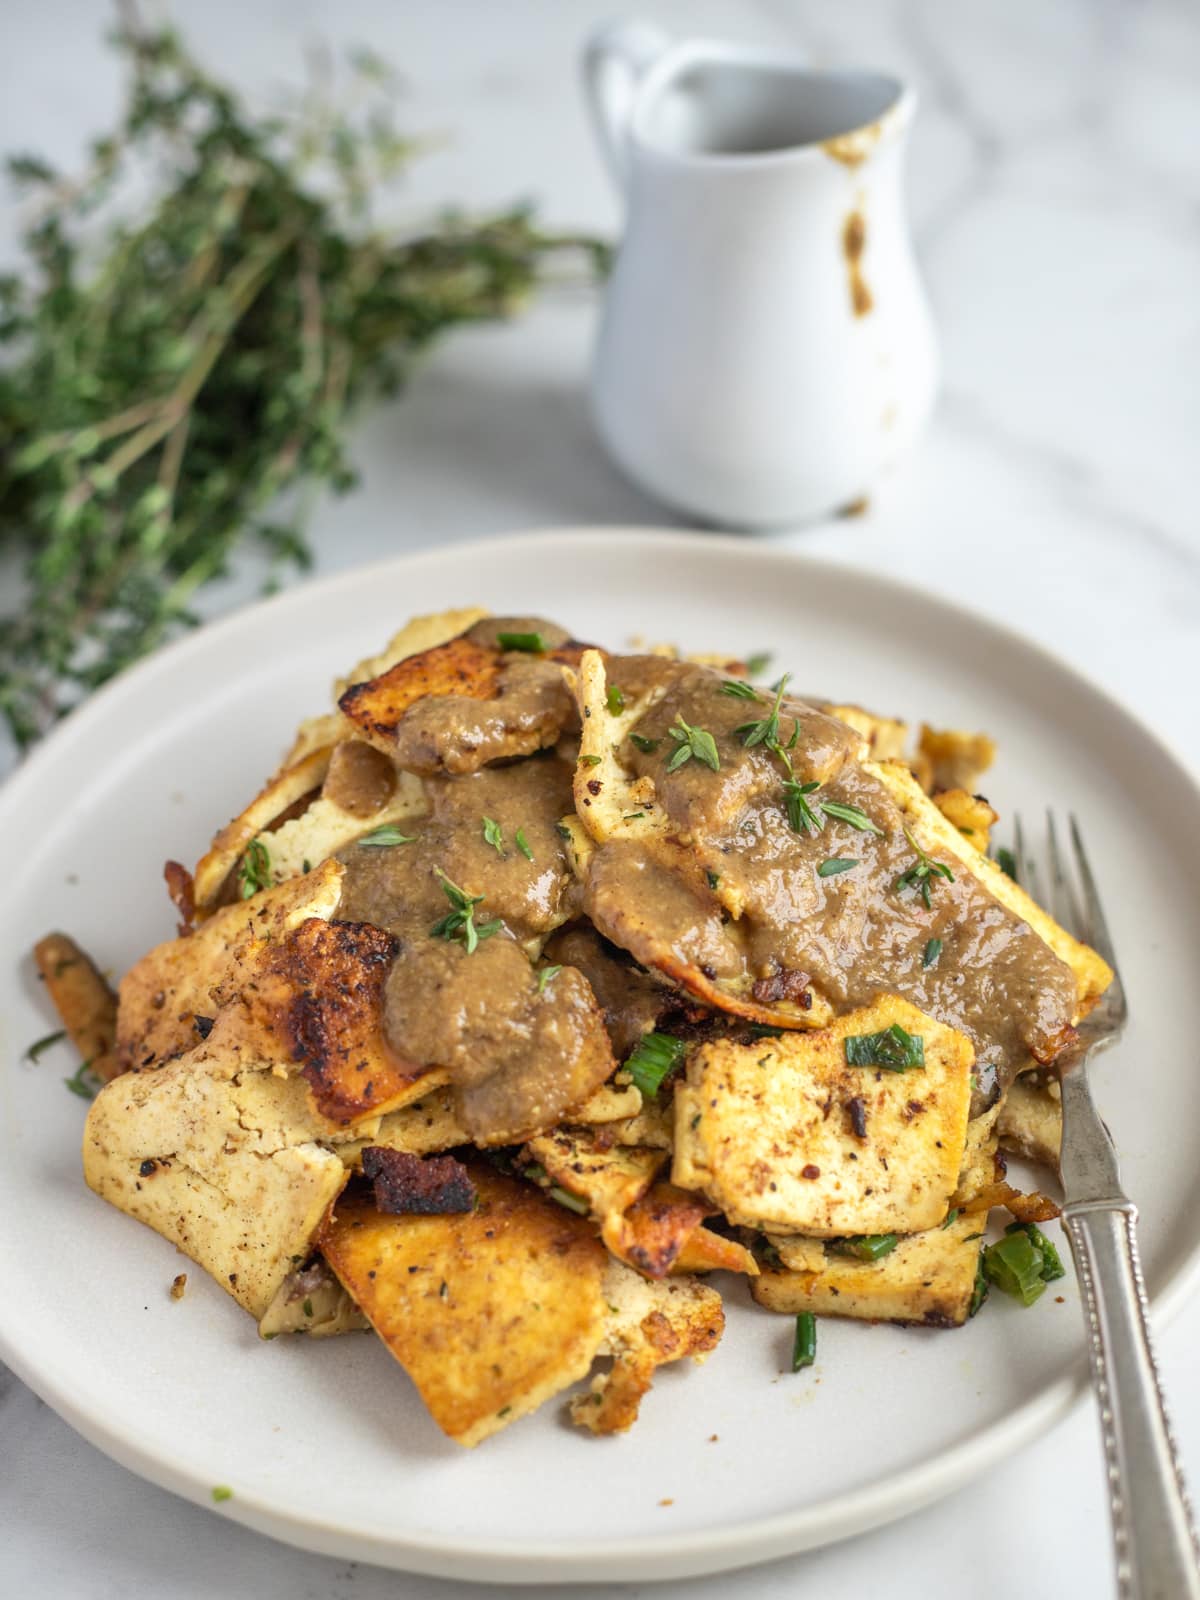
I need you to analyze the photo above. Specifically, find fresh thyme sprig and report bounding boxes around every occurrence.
[0,22,608,749]
[894,830,955,908]
[430,870,502,954]
[736,673,791,748]
[666,715,721,773]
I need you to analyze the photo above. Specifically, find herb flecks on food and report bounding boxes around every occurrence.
[211,1486,234,1504]
[430,870,502,955]
[514,826,533,861]
[736,673,790,749]
[817,857,858,878]
[64,1059,102,1100]
[629,732,660,754]
[819,800,883,835]
[923,937,943,969]
[605,684,625,715]
[357,824,415,848]
[24,1029,66,1063]
[238,838,271,899]
[844,1023,925,1071]
[482,816,505,855]
[745,652,772,678]
[624,1032,687,1098]
[995,846,1019,882]
[496,631,548,654]
[894,830,955,909]
[535,964,562,995]
[720,679,760,702]
[791,1311,817,1371]
[0,25,608,749]
[666,716,720,773]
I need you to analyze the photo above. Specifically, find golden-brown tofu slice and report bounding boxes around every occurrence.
[83,1020,349,1320]
[318,1169,609,1447]
[751,1211,985,1327]
[116,859,345,1071]
[997,1074,1062,1167]
[673,997,975,1236]
[570,1261,724,1434]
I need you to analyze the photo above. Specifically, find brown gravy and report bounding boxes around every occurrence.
[586,660,1077,1112]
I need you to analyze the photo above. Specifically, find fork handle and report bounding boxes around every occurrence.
[1063,1200,1200,1600]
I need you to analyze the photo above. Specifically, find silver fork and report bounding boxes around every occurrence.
[1013,812,1200,1600]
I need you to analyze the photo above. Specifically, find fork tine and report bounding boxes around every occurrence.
[1069,812,1120,974]
[1046,809,1084,937]
[1014,813,1040,904]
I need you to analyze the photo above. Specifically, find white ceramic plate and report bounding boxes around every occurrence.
[2,528,1199,1584]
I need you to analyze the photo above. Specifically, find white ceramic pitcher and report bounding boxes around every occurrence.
[583,20,938,528]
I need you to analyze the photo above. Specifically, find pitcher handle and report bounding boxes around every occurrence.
[582,18,671,190]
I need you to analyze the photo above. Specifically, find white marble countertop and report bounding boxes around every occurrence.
[3,1,1199,1595]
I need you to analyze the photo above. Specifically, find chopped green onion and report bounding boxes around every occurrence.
[357,825,416,848]
[968,1253,989,1317]
[514,826,533,861]
[605,684,626,714]
[64,1060,101,1100]
[548,1185,589,1215]
[923,937,943,969]
[720,679,761,701]
[830,1234,899,1262]
[667,716,721,773]
[238,837,271,899]
[942,1208,960,1229]
[1006,1220,1065,1281]
[24,1029,66,1063]
[819,800,884,835]
[995,846,1019,882]
[844,1024,925,1071]
[496,631,547,653]
[818,857,858,878]
[536,964,562,995]
[982,1228,1054,1306]
[791,1312,817,1371]
[482,816,505,854]
[624,1032,687,1098]
[630,732,660,754]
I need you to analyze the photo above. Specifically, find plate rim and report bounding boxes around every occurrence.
[3,523,1199,1582]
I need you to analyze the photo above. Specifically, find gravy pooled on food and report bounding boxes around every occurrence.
[349,616,582,778]
[337,751,613,1144]
[584,658,1078,1112]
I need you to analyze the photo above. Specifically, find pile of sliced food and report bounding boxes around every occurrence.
[35,608,1112,1447]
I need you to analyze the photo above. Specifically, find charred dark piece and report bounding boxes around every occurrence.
[361,1148,477,1215]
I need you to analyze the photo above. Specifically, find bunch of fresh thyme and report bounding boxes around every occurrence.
[0,22,607,749]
